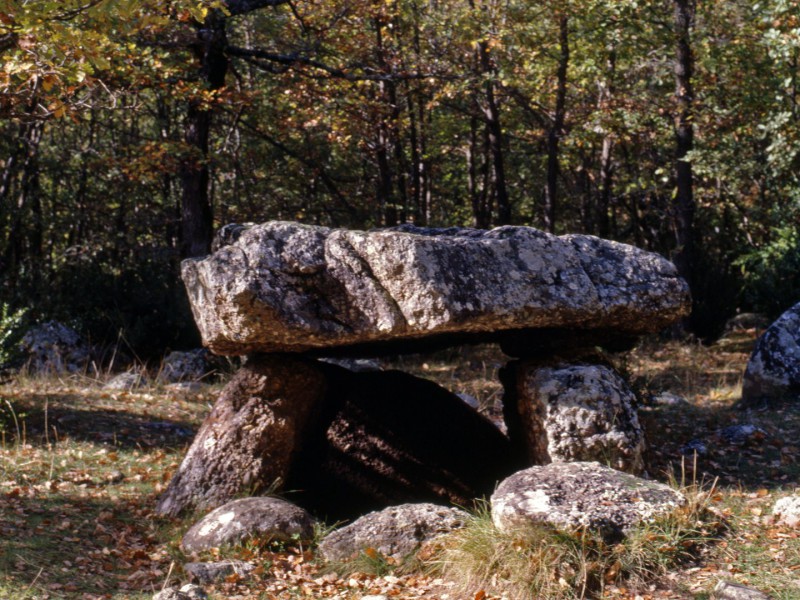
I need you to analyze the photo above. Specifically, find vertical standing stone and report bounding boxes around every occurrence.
[156,354,327,517]
[503,361,645,473]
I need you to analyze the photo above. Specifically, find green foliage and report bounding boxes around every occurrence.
[0,303,26,369]
[735,226,800,318]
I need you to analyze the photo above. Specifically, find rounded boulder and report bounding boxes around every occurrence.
[181,497,316,554]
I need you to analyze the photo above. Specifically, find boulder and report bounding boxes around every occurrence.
[503,362,645,473]
[180,496,315,553]
[158,349,214,383]
[20,321,91,374]
[153,586,206,600]
[491,462,685,541]
[156,355,328,517]
[772,495,800,527]
[104,370,147,390]
[318,503,468,562]
[742,303,800,404]
[182,222,689,355]
[286,366,516,520]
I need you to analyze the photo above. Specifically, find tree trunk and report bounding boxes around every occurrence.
[543,14,569,234]
[180,12,228,259]
[672,0,695,318]
[598,47,617,238]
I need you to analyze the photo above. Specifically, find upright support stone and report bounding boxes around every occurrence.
[156,355,327,517]
[503,361,645,473]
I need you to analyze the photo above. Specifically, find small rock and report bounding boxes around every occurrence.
[104,370,146,390]
[184,561,256,584]
[179,584,207,600]
[153,588,189,600]
[181,497,316,554]
[772,495,800,527]
[491,462,686,541]
[158,349,213,383]
[724,313,770,333]
[166,381,206,393]
[680,439,708,456]
[713,580,771,599]
[651,392,689,406]
[318,503,469,562]
[719,424,767,445]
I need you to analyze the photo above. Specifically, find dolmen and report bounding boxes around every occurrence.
[156,222,690,525]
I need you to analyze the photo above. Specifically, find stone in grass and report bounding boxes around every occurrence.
[491,462,685,541]
[181,497,316,554]
[713,580,771,600]
[20,321,91,375]
[318,503,469,562]
[184,560,256,584]
[153,586,206,600]
[104,370,146,391]
[742,302,800,405]
[772,495,800,527]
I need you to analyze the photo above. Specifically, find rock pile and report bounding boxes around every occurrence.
[159,221,690,552]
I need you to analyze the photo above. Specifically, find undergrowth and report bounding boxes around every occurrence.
[435,474,725,600]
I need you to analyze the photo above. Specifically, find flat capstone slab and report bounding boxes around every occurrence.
[491,462,686,540]
[183,222,689,355]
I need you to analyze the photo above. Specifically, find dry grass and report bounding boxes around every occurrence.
[1,331,799,599]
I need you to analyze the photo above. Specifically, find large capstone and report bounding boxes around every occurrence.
[182,222,690,355]
[491,462,685,541]
[503,362,645,473]
[742,302,800,405]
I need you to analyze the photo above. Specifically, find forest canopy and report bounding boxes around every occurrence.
[1,0,799,356]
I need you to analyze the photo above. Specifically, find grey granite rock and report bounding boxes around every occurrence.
[181,497,315,554]
[184,560,256,584]
[182,222,689,355]
[506,362,645,473]
[772,495,800,527]
[20,321,91,374]
[318,503,468,562]
[742,303,800,404]
[491,462,685,541]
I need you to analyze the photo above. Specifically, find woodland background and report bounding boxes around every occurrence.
[1,0,799,359]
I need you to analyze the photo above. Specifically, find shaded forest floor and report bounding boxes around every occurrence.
[1,329,800,599]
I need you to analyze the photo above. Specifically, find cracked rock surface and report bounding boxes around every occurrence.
[182,222,689,355]
[742,302,800,405]
[491,462,685,540]
[318,503,469,562]
[507,362,645,473]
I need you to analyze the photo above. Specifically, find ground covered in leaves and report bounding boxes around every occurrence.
[1,329,800,599]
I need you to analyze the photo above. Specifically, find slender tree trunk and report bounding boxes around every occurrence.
[479,42,510,225]
[672,0,695,312]
[597,47,616,238]
[180,12,228,259]
[543,14,569,234]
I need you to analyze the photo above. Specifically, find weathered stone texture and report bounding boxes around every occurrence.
[181,497,315,553]
[742,302,800,404]
[182,222,690,355]
[155,355,327,517]
[318,503,468,562]
[491,462,685,541]
[21,321,91,374]
[286,366,515,520]
[505,362,645,473]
